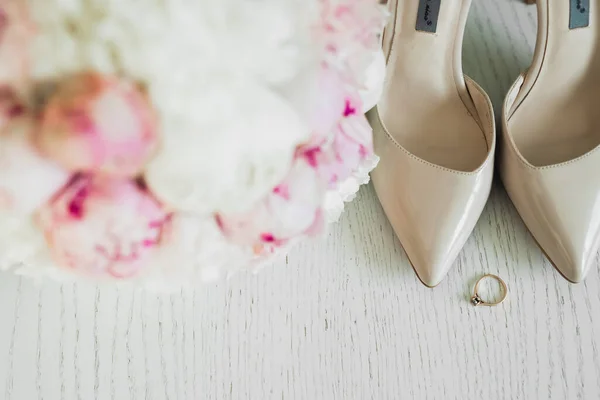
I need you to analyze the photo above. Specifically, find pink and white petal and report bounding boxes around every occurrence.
[38,73,158,177]
[309,66,348,140]
[37,176,169,278]
[218,158,327,246]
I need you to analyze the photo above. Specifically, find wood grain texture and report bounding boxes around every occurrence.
[1,1,600,399]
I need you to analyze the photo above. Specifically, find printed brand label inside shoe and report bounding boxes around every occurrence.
[416,0,441,33]
[570,0,590,29]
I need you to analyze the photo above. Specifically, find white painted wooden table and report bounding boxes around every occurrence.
[1,1,600,399]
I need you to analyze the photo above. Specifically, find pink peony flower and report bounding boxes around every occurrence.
[37,176,169,278]
[37,72,158,177]
[300,93,374,188]
[0,106,70,214]
[0,2,34,90]
[217,157,326,248]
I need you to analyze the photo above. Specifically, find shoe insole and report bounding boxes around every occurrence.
[509,0,600,167]
[379,0,488,172]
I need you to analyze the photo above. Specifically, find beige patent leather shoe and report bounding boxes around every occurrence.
[501,0,600,283]
[368,0,495,287]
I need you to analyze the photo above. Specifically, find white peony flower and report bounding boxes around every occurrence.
[145,80,309,214]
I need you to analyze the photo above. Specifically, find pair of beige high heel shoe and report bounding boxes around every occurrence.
[369,0,600,286]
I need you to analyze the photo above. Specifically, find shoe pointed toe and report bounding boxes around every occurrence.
[371,149,493,287]
[403,233,462,288]
[526,182,600,283]
[548,247,594,284]
[373,172,491,286]
[369,113,495,286]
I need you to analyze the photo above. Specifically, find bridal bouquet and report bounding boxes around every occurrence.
[0,0,386,288]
